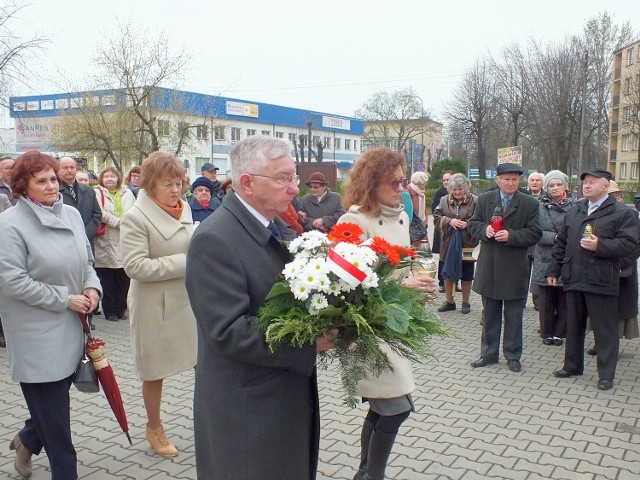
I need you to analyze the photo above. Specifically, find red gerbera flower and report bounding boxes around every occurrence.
[370,236,400,265]
[328,223,364,244]
[394,245,416,259]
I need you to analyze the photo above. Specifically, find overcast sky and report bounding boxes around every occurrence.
[4,0,640,127]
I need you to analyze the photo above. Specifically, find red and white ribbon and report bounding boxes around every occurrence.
[328,244,367,287]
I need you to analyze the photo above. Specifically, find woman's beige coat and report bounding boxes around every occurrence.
[121,190,197,380]
[93,185,136,268]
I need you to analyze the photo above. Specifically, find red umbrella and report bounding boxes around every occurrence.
[79,314,132,445]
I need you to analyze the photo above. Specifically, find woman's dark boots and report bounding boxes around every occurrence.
[353,419,374,480]
[354,419,398,480]
[363,430,397,480]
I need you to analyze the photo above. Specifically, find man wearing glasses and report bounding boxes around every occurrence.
[299,171,345,232]
[186,136,337,480]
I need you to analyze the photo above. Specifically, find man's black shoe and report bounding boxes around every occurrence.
[437,301,456,312]
[438,285,445,293]
[507,360,521,372]
[471,358,498,368]
[597,379,613,390]
[553,369,582,378]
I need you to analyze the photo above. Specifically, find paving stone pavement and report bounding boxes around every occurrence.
[2,277,639,479]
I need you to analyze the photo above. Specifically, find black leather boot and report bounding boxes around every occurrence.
[363,430,397,480]
[353,419,374,480]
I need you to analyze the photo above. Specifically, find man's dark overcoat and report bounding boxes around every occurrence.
[186,192,319,480]
[468,189,541,300]
[59,181,102,241]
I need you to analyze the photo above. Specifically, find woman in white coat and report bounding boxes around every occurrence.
[0,151,101,479]
[94,167,136,321]
[339,147,434,480]
[121,151,197,457]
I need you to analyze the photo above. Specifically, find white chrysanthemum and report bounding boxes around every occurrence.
[290,281,310,301]
[309,293,328,310]
[361,271,379,289]
[316,274,333,293]
[326,282,342,296]
[282,257,309,280]
[306,258,329,274]
[299,265,324,289]
[300,230,328,250]
[287,236,304,254]
[337,279,357,292]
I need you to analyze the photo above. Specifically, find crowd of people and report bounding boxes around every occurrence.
[0,138,639,479]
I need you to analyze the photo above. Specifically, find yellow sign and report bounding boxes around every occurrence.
[226,101,259,118]
[497,146,522,165]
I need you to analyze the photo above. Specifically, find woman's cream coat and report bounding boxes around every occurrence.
[121,190,197,380]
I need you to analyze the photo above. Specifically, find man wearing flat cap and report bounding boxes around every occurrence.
[201,162,222,199]
[468,163,542,373]
[548,167,639,390]
[299,172,344,232]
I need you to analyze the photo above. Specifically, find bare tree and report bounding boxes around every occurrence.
[447,59,498,178]
[50,21,197,171]
[355,87,434,156]
[0,2,47,105]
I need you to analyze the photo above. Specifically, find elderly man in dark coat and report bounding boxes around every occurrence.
[186,136,336,480]
[548,167,639,390]
[468,163,542,373]
[300,171,344,232]
[57,157,102,243]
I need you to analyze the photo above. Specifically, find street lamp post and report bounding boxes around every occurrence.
[403,94,424,176]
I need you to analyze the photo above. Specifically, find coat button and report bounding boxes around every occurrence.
[378,220,383,225]
[399,219,404,225]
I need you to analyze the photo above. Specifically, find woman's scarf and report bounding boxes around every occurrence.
[409,183,425,220]
[108,187,124,218]
[198,199,211,209]
[149,195,185,221]
[25,193,60,212]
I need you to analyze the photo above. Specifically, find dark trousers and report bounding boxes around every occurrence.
[564,291,619,381]
[95,267,130,317]
[481,297,525,361]
[20,375,77,480]
[538,286,567,338]
[365,409,411,434]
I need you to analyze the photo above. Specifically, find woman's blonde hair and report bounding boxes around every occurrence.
[140,151,185,196]
[342,147,406,217]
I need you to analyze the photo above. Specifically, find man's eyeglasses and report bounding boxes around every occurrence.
[249,173,300,186]
[389,178,409,190]
[308,184,324,189]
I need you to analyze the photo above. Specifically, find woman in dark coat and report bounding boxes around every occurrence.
[433,173,478,314]
[531,170,574,346]
[188,176,221,223]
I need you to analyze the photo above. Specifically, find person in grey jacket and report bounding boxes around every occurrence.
[0,151,101,479]
[300,172,344,232]
[531,170,574,346]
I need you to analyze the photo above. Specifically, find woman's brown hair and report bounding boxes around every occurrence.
[342,147,406,217]
[98,166,123,189]
[140,151,185,196]
[11,151,58,197]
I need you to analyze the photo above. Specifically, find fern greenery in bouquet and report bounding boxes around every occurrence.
[257,222,448,407]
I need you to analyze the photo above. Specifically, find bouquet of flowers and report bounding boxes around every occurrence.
[257,223,447,407]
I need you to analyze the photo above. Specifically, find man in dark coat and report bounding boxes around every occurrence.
[468,163,542,373]
[548,167,639,390]
[57,157,102,243]
[300,171,344,232]
[186,136,336,480]
[200,162,222,199]
[432,170,453,292]
[0,156,17,206]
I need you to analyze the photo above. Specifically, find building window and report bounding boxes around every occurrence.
[214,126,225,140]
[288,133,297,143]
[299,134,308,147]
[625,77,632,94]
[624,106,631,122]
[620,162,627,179]
[195,157,210,173]
[353,140,358,151]
[634,135,639,151]
[157,119,170,136]
[345,139,351,150]
[312,135,320,147]
[275,131,284,138]
[323,136,331,148]
[231,127,241,142]
[196,125,209,140]
[334,138,341,150]
[622,134,630,151]
[628,48,634,66]
[632,162,638,180]
[247,129,256,136]
[261,130,270,136]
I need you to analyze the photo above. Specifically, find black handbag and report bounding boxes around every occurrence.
[409,212,428,243]
[73,350,99,393]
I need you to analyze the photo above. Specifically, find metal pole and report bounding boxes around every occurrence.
[577,52,588,194]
